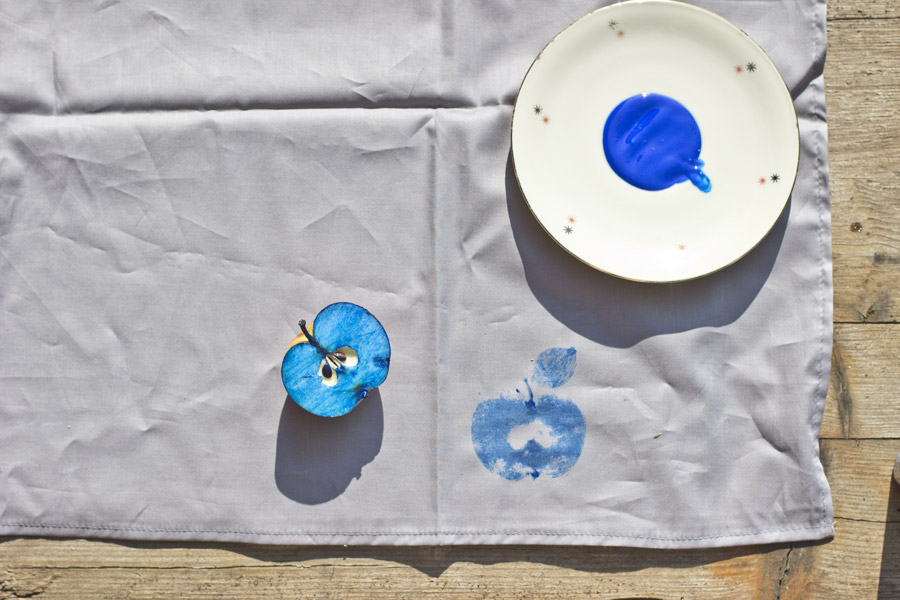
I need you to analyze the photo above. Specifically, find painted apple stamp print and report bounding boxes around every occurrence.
[471,347,585,481]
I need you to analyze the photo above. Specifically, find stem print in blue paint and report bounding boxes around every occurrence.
[281,303,390,418]
[603,93,711,193]
[471,348,585,481]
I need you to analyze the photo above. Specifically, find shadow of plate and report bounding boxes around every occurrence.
[505,154,789,348]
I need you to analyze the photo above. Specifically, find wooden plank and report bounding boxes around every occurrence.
[822,324,900,439]
[827,20,900,323]
[0,535,780,574]
[0,559,778,600]
[780,518,896,600]
[830,0,900,20]
[823,439,900,522]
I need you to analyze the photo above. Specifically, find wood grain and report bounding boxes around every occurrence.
[830,0,900,20]
[823,325,900,439]
[2,2,900,599]
[780,519,898,600]
[828,18,900,324]
[825,439,900,521]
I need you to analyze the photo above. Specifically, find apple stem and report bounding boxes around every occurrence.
[523,378,536,409]
[299,319,346,372]
[299,320,327,355]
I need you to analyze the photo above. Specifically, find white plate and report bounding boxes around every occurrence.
[511,0,799,283]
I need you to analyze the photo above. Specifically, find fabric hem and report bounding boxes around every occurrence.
[0,522,835,549]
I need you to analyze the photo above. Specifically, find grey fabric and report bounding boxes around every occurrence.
[0,0,832,547]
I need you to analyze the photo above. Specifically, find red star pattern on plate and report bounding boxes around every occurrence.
[617,29,626,38]
[735,65,743,74]
[678,243,687,251]
[542,116,550,124]
[568,216,576,224]
[759,176,767,185]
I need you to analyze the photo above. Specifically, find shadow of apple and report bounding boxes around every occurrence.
[274,390,383,504]
[471,348,585,481]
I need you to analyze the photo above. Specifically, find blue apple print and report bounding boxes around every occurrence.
[603,93,712,193]
[471,348,585,481]
[281,302,390,417]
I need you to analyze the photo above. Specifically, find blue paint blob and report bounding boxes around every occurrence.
[532,347,577,388]
[471,393,586,481]
[282,303,390,417]
[603,93,711,193]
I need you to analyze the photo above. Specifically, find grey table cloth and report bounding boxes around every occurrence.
[0,0,832,548]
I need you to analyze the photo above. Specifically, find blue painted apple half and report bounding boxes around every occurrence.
[281,302,390,417]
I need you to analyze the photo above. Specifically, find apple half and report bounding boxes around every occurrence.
[281,302,390,417]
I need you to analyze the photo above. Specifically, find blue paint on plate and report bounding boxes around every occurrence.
[603,93,711,193]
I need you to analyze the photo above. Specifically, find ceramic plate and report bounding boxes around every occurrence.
[511,0,799,282]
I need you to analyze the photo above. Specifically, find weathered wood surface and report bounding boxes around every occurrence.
[823,325,900,439]
[830,15,900,325]
[2,2,899,598]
